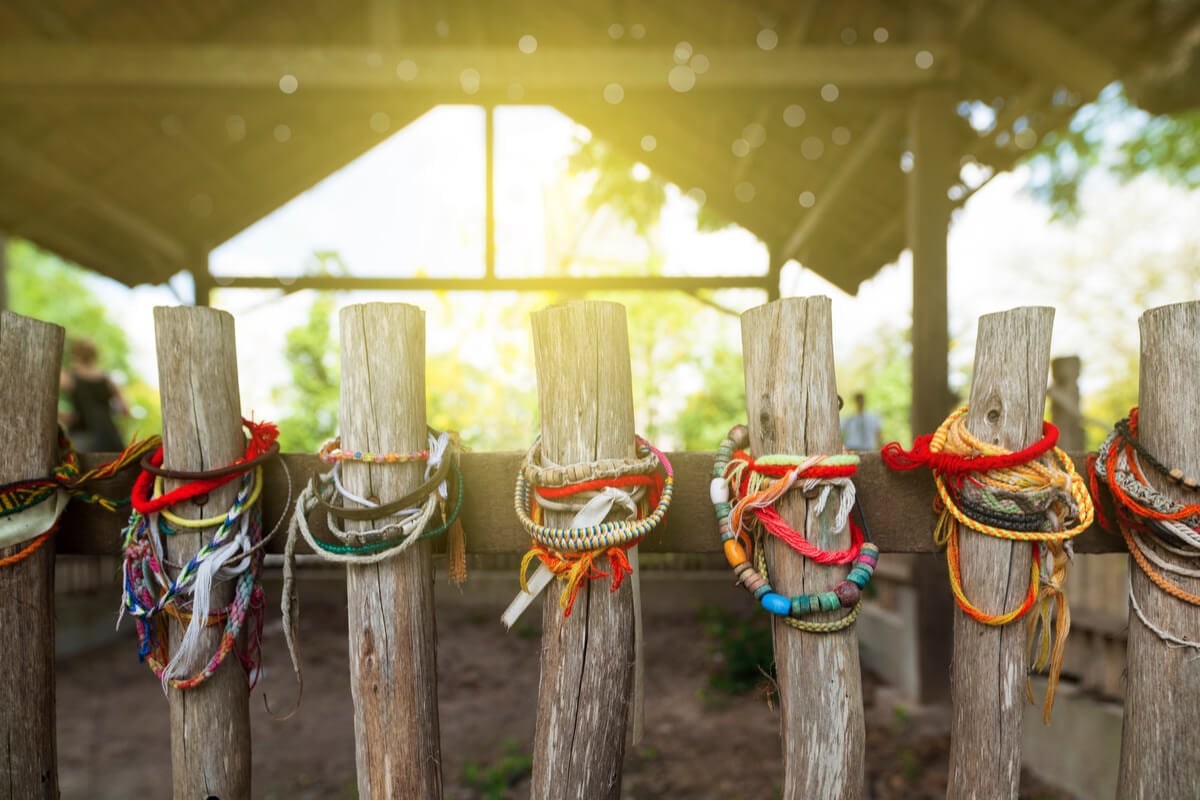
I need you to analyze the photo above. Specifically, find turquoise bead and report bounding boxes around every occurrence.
[819,592,841,612]
[752,584,772,600]
[761,593,791,616]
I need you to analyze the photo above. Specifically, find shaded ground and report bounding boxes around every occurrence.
[55,572,1068,799]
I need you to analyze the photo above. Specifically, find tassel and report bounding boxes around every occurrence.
[447,515,467,585]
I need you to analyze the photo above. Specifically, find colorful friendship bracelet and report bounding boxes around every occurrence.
[513,435,674,616]
[514,437,674,553]
[712,423,876,633]
[882,405,1093,722]
[1091,409,1200,650]
[318,435,431,465]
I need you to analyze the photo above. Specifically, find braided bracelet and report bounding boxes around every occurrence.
[514,437,674,553]
[712,424,875,632]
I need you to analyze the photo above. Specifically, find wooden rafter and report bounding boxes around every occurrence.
[979,2,1119,100]
[779,107,903,263]
[0,130,187,267]
[0,43,959,91]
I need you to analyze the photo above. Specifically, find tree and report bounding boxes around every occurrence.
[5,238,161,440]
[1026,83,1200,219]
[274,291,340,453]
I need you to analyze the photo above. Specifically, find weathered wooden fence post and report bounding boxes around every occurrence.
[339,302,441,798]
[947,306,1054,798]
[741,296,865,798]
[1117,301,1200,797]
[529,300,636,799]
[154,306,252,798]
[0,311,64,799]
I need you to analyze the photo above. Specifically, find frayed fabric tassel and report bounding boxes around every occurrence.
[447,513,468,585]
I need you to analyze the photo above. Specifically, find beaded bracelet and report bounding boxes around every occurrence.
[318,435,432,465]
[712,423,876,632]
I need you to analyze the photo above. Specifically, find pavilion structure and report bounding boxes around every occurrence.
[1,0,1197,701]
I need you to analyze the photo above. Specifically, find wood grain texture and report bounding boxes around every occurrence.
[0,311,63,799]
[947,306,1054,800]
[338,303,441,799]
[529,301,636,799]
[742,296,865,799]
[1117,301,1200,798]
[154,306,251,799]
[58,450,1129,557]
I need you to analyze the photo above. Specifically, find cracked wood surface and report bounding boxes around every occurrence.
[0,311,63,799]
[947,306,1054,799]
[742,296,865,798]
[529,301,636,799]
[154,306,252,798]
[339,303,441,798]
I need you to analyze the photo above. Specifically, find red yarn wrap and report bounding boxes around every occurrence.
[131,418,279,515]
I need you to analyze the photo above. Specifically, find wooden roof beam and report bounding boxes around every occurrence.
[778,107,903,264]
[0,44,958,91]
[980,2,1119,100]
[0,131,188,268]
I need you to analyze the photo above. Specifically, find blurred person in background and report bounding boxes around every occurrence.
[841,391,882,453]
[60,337,128,452]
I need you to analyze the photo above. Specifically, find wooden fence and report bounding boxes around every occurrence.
[1,297,1197,799]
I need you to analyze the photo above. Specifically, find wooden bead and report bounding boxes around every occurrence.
[729,424,750,449]
[723,539,748,568]
[834,581,861,608]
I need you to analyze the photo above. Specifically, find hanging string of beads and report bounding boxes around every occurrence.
[120,418,281,692]
[1090,408,1200,650]
[281,428,466,700]
[881,406,1094,721]
[711,424,878,634]
[0,430,160,567]
[504,435,674,622]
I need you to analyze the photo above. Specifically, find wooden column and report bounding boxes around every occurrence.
[1117,301,1200,797]
[339,302,441,798]
[0,311,64,799]
[742,296,864,798]
[154,306,251,798]
[0,234,9,312]
[1050,356,1084,451]
[946,307,1054,798]
[529,301,636,799]
[908,86,959,708]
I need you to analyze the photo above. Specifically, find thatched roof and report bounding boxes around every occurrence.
[1,0,1196,294]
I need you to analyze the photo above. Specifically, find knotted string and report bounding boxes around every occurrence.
[882,406,1093,722]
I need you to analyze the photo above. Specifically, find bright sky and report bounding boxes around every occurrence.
[87,104,1200,424]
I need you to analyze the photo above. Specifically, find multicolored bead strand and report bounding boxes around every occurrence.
[712,423,876,633]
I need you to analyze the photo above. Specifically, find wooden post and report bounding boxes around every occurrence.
[0,311,64,799]
[339,302,441,798]
[908,86,959,708]
[529,301,636,799]
[1050,356,1084,451]
[946,306,1054,798]
[1117,301,1200,797]
[0,234,9,312]
[741,296,864,798]
[154,306,252,798]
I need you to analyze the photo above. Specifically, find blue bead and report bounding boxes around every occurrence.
[752,584,772,600]
[761,593,791,615]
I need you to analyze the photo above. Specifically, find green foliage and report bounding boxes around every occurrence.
[5,238,161,440]
[697,604,775,696]
[275,292,340,452]
[835,319,913,447]
[568,138,731,236]
[461,738,532,799]
[674,344,746,450]
[1026,84,1200,219]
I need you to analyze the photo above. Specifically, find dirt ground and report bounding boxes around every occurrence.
[55,572,1069,799]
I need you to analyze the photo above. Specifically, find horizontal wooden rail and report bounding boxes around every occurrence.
[59,450,1126,556]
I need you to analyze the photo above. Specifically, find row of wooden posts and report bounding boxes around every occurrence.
[1,297,1198,799]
